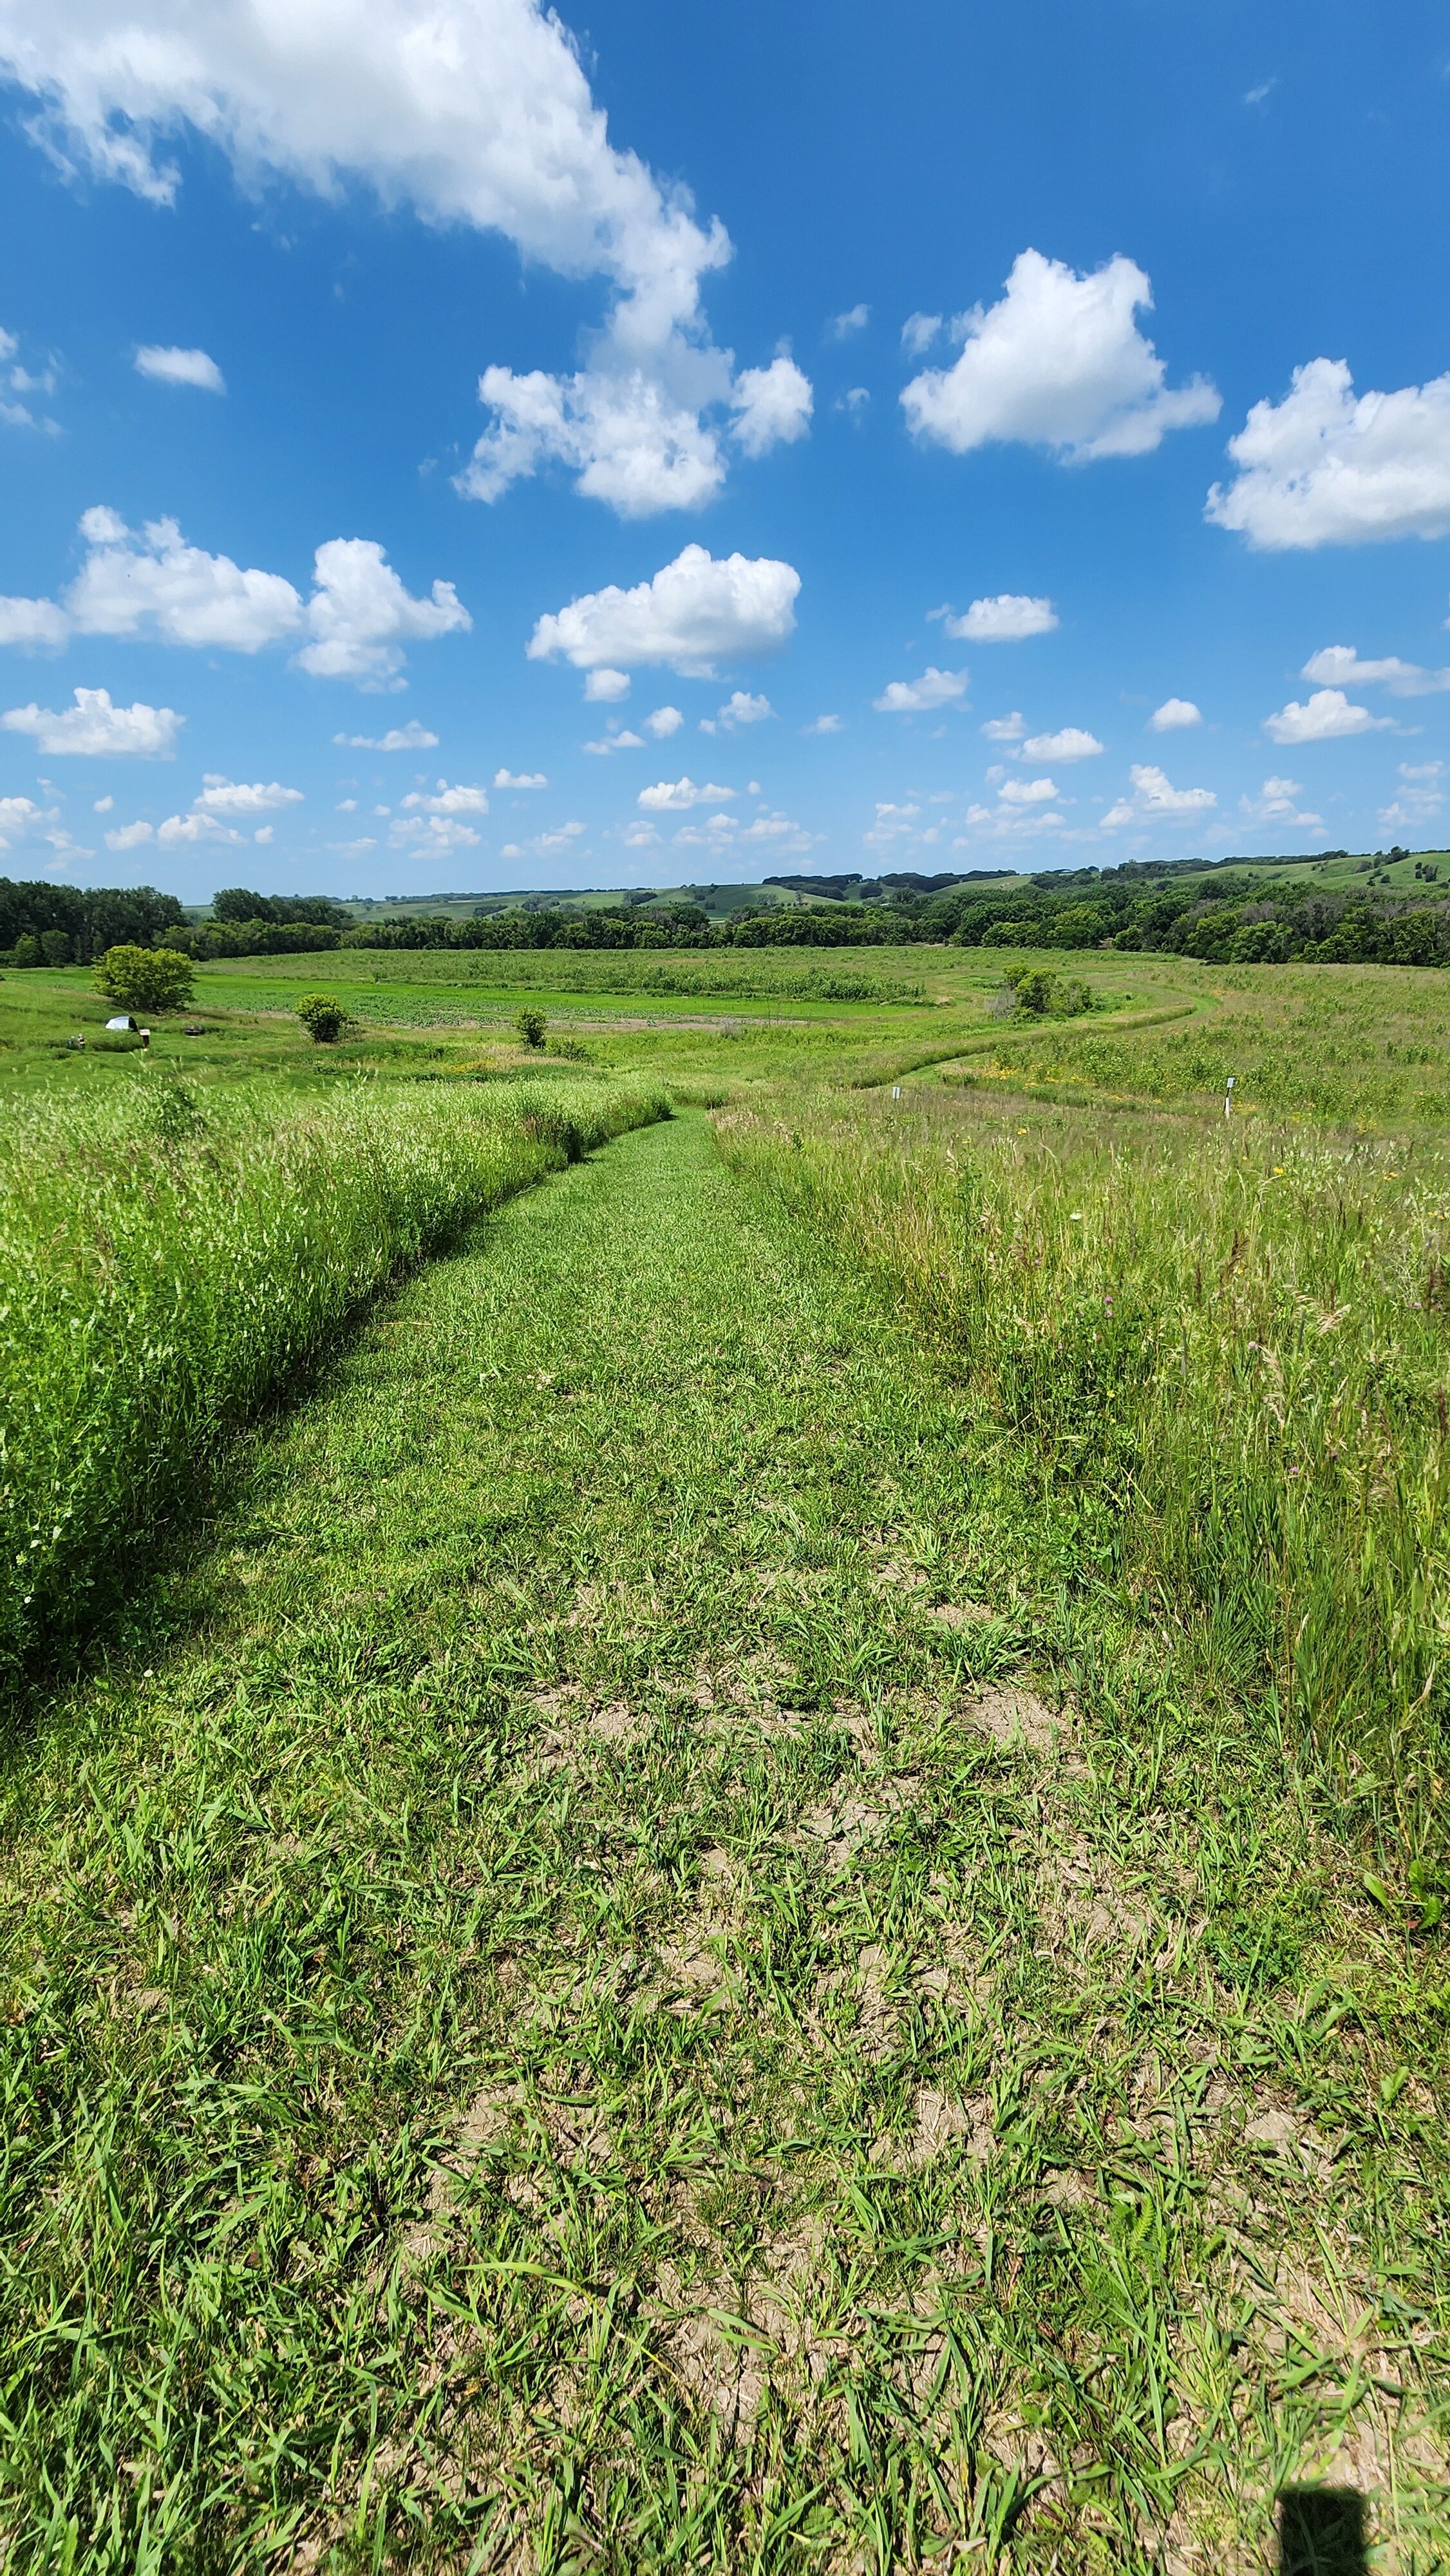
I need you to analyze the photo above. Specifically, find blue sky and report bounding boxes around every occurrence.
[1,0,1448,901]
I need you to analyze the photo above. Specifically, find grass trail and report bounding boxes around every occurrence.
[2,1115,1445,2570]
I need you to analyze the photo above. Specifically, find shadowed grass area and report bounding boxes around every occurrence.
[1,1114,1445,2570]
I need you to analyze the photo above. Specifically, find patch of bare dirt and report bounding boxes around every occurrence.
[971,1684,1064,1754]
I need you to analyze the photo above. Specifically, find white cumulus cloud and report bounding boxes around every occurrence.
[829,304,869,340]
[400,780,489,815]
[194,775,303,815]
[1133,763,1215,815]
[1380,760,1445,834]
[296,537,470,687]
[529,544,799,679]
[35,511,467,687]
[637,777,736,811]
[874,665,968,713]
[942,594,1057,641]
[1020,725,1102,762]
[1239,775,1323,829]
[390,814,482,855]
[1263,687,1394,745]
[999,775,1058,804]
[1,685,181,755]
[0,0,812,520]
[902,250,1219,462]
[334,719,438,750]
[1207,359,1450,548]
[1150,697,1201,730]
[802,712,842,735]
[104,818,155,849]
[730,354,812,459]
[135,344,225,392]
[494,768,547,788]
[645,704,683,737]
[67,507,304,650]
[981,710,1025,741]
[1301,643,1450,697]
[711,690,772,728]
[0,594,69,649]
[583,667,631,702]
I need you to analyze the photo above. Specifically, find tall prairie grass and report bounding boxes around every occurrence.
[0,1068,668,1674]
[716,1091,1450,1850]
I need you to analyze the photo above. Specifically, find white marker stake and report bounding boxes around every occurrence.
[1225,1075,1235,1121]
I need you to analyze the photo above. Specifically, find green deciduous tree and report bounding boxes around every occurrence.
[93,945,195,1015]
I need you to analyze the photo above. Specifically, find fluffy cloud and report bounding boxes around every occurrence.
[941,594,1057,641]
[0,793,53,846]
[24,511,467,687]
[874,665,968,713]
[646,705,683,737]
[66,507,304,649]
[390,814,482,855]
[802,712,842,735]
[0,594,69,649]
[334,720,438,750]
[1301,644,1450,697]
[499,819,587,859]
[494,768,547,788]
[1239,775,1324,829]
[1,0,816,516]
[730,355,812,459]
[1263,688,1394,745]
[1380,760,1445,835]
[583,668,631,702]
[1150,697,1201,730]
[296,538,470,687]
[157,808,242,846]
[1020,725,1102,762]
[706,690,772,730]
[582,729,645,754]
[637,777,736,811]
[194,775,303,815]
[1100,762,1216,825]
[981,710,1025,741]
[1207,359,1450,548]
[529,544,799,679]
[999,775,1059,804]
[104,818,155,850]
[901,251,1219,462]
[829,305,869,340]
[1,686,182,755]
[135,344,225,392]
[400,780,490,815]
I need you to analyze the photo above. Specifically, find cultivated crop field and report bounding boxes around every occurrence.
[0,947,1447,2571]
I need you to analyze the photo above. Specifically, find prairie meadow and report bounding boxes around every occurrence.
[0,944,1446,2571]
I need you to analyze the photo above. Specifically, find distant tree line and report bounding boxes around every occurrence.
[0,878,186,966]
[7,857,1450,974]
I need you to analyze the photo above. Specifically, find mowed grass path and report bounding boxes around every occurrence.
[3,1117,1445,2571]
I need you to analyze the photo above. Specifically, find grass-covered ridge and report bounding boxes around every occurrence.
[0,1067,668,1674]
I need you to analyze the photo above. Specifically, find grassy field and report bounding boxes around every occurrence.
[1,944,1448,2568]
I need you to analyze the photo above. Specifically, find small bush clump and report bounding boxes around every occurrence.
[296,992,350,1044]
[514,1007,547,1050]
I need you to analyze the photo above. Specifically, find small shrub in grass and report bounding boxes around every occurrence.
[1006,967,1093,1018]
[514,1006,547,1050]
[93,944,194,1015]
[296,992,350,1044]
